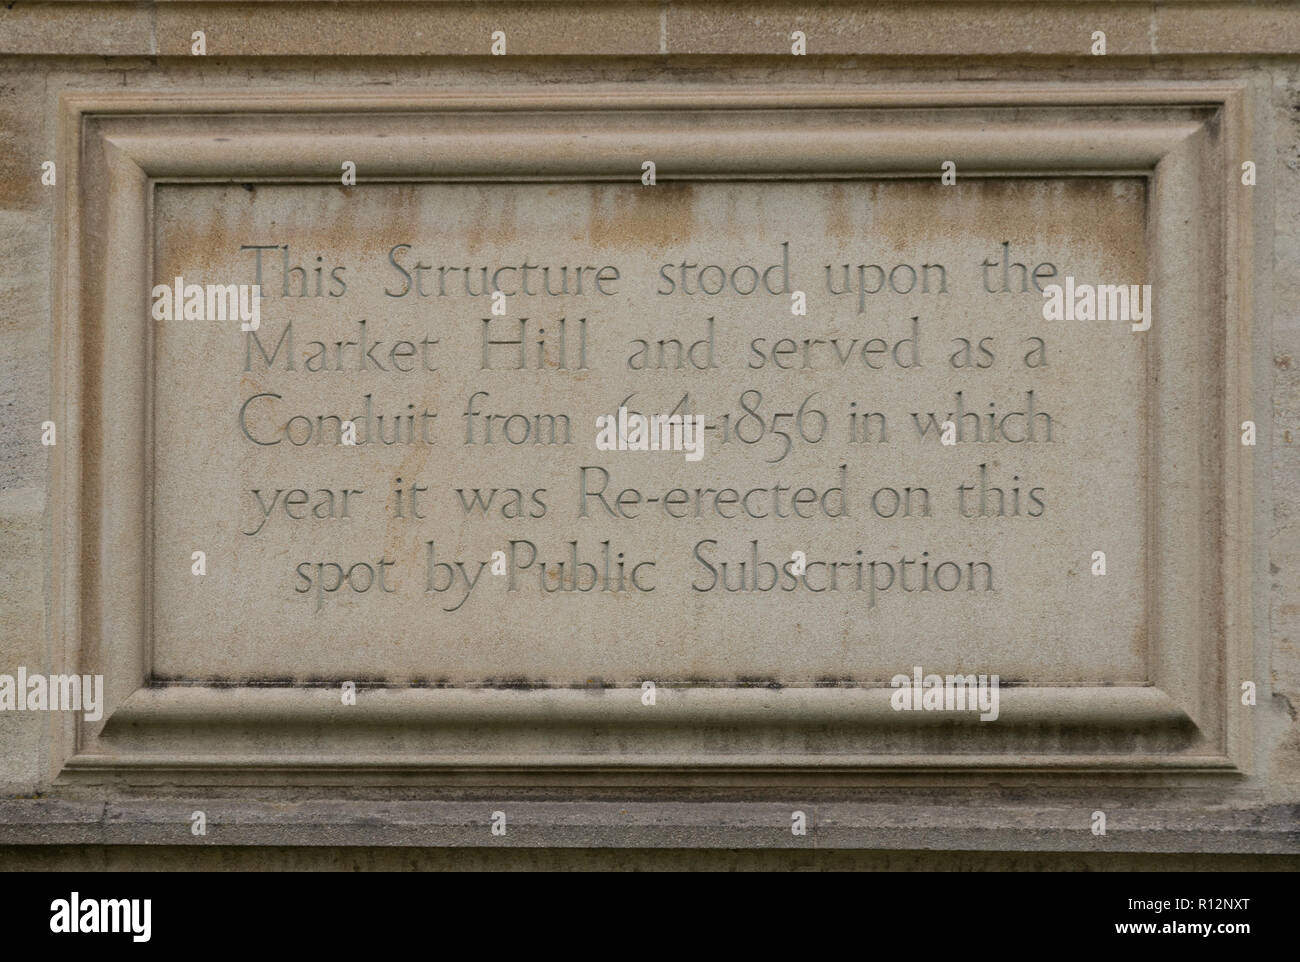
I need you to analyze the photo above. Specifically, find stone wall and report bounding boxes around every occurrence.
[0,1,1297,869]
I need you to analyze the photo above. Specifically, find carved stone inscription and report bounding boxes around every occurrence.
[150,179,1147,684]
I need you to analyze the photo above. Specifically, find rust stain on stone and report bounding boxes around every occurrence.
[586,182,694,250]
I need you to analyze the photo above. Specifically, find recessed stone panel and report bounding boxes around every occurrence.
[150,178,1149,687]
[47,92,1250,776]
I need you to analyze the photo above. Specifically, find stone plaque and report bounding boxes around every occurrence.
[52,94,1250,778]
[152,178,1147,686]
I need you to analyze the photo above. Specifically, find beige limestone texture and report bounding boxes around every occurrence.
[148,178,1147,685]
[0,2,1295,867]
[50,93,1239,777]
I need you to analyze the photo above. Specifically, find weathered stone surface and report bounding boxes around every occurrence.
[148,178,1146,685]
[0,2,1296,868]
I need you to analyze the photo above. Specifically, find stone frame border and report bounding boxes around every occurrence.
[48,84,1256,783]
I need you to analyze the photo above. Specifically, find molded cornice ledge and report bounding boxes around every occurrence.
[0,797,1297,853]
[0,1,1298,59]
